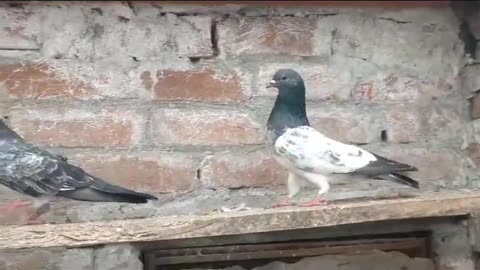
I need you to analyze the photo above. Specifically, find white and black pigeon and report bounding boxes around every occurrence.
[265,69,419,207]
[0,119,157,220]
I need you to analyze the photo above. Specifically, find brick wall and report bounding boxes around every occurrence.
[1,2,480,269]
[0,1,478,223]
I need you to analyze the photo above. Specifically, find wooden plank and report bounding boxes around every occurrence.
[0,191,479,250]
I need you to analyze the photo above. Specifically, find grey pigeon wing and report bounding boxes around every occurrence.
[0,143,93,197]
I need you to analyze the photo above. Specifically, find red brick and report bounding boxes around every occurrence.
[72,152,198,193]
[257,64,351,101]
[466,143,480,168]
[309,110,371,144]
[353,74,455,102]
[218,16,318,56]
[152,108,263,146]
[10,108,145,148]
[0,63,96,99]
[200,151,285,188]
[373,148,464,186]
[141,68,250,102]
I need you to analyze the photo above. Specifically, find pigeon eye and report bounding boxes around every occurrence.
[281,75,287,80]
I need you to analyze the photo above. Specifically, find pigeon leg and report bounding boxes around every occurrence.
[25,201,50,225]
[272,173,303,208]
[301,174,330,207]
[300,194,328,207]
[0,199,50,225]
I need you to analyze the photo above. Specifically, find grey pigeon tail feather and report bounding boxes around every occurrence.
[374,173,420,189]
[59,175,157,203]
[58,180,157,203]
[0,120,24,141]
[57,172,158,203]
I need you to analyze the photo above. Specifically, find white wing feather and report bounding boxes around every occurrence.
[274,126,377,174]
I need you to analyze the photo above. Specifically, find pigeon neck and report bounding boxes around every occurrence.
[267,91,309,131]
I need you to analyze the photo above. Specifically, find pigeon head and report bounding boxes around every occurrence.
[267,69,306,103]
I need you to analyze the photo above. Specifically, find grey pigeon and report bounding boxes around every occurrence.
[0,119,157,213]
[265,69,419,207]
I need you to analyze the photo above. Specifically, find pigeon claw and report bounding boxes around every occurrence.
[300,195,328,207]
[272,198,294,208]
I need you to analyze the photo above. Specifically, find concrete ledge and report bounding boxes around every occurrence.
[0,191,480,250]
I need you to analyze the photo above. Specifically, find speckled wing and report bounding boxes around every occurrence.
[0,142,93,197]
[274,126,377,174]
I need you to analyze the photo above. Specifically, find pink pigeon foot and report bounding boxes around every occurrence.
[0,200,50,225]
[272,198,294,208]
[300,195,328,207]
[0,200,32,209]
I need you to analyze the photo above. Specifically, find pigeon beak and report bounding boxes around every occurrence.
[267,80,278,88]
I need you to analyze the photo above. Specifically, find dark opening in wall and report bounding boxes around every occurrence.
[381,130,388,142]
[142,232,431,270]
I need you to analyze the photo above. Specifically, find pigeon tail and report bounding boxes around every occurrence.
[58,176,158,203]
[375,173,420,189]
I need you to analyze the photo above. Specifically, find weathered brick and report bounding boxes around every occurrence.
[372,14,462,75]
[218,16,329,57]
[0,63,97,100]
[331,14,378,60]
[60,249,93,270]
[40,6,94,60]
[257,64,352,101]
[385,106,463,143]
[94,13,212,61]
[94,244,142,270]
[372,148,464,186]
[0,249,61,270]
[465,9,480,40]
[476,41,480,62]
[71,152,198,193]
[463,64,480,93]
[471,93,480,120]
[141,67,250,102]
[466,143,480,168]
[152,108,263,146]
[201,150,285,188]
[385,110,420,144]
[309,110,372,144]
[9,108,145,148]
[353,74,455,102]
[174,16,214,58]
[0,6,41,50]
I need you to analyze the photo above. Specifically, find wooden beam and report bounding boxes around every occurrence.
[0,191,479,250]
